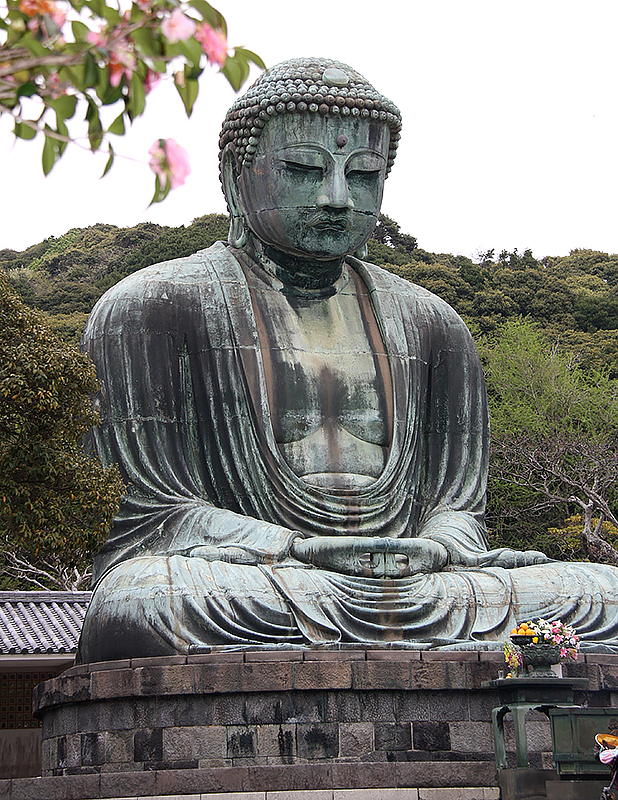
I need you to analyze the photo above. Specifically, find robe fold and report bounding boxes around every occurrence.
[77,242,618,661]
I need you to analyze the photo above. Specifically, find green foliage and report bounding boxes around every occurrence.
[1,214,230,344]
[481,317,618,439]
[481,318,618,561]
[118,213,229,278]
[0,272,123,587]
[1,0,263,201]
[539,515,618,562]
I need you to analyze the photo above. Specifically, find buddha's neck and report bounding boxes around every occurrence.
[245,236,344,291]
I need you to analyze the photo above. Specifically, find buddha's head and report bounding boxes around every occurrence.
[219,58,402,263]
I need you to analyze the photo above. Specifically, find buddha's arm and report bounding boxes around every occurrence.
[402,295,551,570]
[83,257,303,583]
[416,511,550,568]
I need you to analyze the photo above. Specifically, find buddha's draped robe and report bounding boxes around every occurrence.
[77,242,618,661]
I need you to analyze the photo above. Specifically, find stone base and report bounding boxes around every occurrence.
[0,781,501,800]
[0,770,503,800]
[499,768,559,800]
[546,779,609,800]
[0,649,612,799]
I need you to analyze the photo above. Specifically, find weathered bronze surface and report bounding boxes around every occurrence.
[77,58,618,661]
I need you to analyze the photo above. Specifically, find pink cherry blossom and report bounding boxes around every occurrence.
[161,8,196,43]
[194,22,227,66]
[148,138,191,190]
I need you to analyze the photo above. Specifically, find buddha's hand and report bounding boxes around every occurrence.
[477,548,552,569]
[290,536,449,578]
[189,545,261,565]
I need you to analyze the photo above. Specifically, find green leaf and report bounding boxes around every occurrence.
[97,82,123,106]
[54,113,69,155]
[234,47,266,70]
[107,112,125,135]
[230,53,249,87]
[132,26,164,58]
[16,81,38,99]
[175,69,200,116]
[187,0,226,33]
[148,173,171,207]
[85,0,120,25]
[49,95,78,119]
[71,20,90,40]
[14,120,37,140]
[221,57,242,91]
[101,145,114,178]
[126,72,146,120]
[23,37,47,57]
[177,36,202,68]
[85,98,103,150]
[83,52,99,89]
[42,129,60,175]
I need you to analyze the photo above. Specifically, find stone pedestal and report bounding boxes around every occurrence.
[0,649,614,799]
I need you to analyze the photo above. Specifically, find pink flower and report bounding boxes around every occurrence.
[148,138,191,190]
[47,71,67,99]
[194,22,227,66]
[143,68,162,94]
[49,5,66,26]
[161,8,196,43]
[107,42,136,87]
[135,0,151,10]
[86,28,106,47]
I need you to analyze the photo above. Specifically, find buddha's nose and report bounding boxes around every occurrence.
[316,167,355,210]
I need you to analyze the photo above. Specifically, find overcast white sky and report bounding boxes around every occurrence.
[2,0,618,259]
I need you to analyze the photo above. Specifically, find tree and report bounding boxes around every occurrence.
[0,271,124,589]
[371,214,418,255]
[1,0,263,202]
[482,318,618,564]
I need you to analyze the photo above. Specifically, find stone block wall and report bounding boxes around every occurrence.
[28,649,615,788]
[0,649,614,799]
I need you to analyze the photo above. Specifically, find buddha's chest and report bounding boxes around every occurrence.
[247,268,393,488]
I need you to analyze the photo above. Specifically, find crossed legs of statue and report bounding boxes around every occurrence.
[77,554,618,662]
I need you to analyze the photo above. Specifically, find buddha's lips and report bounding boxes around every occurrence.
[305,212,350,232]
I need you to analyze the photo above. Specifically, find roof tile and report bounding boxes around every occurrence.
[0,591,91,655]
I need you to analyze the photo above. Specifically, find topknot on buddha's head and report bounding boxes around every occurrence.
[219,57,402,177]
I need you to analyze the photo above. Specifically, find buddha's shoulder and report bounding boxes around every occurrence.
[356,259,466,321]
[88,241,240,311]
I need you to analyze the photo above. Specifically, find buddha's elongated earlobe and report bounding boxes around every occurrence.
[229,215,248,248]
[354,243,368,260]
[221,145,248,248]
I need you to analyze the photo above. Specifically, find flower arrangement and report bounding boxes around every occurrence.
[504,642,523,676]
[523,618,580,660]
[504,618,580,676]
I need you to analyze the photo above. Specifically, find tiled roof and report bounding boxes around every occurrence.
[0,591,91,655]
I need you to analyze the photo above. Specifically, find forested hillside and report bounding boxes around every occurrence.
[3,212,618,571]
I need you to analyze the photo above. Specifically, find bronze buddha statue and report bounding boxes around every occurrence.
[77,58,618,661]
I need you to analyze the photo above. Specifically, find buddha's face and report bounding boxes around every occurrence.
[235,114,390,260]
